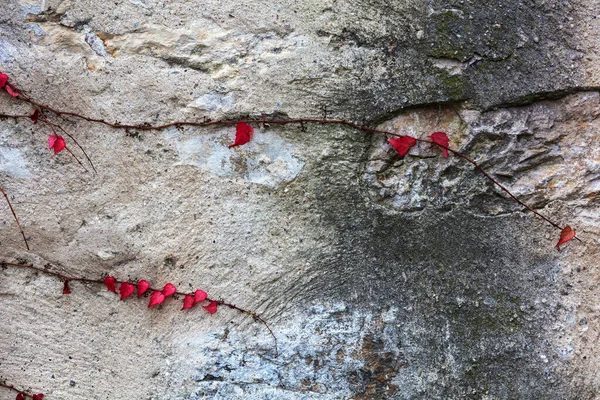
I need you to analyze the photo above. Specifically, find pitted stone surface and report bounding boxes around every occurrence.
[1,1,600,399]
[366,92,600,215]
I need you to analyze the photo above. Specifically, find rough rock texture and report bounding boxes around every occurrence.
[1,0,599,399]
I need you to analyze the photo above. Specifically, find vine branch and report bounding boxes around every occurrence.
[0,261,278,358]
[1,92,574,236]
[0,186,29,250]
[0,381,41,399]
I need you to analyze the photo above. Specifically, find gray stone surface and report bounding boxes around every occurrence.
[1,0,599,399]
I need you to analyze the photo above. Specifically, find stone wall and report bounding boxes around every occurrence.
[1,0,599,399]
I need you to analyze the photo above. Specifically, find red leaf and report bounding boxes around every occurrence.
[16,393,25,400]
[33,395,44,400]
[104,276,117,293]
[137,280,150,298]
[181,294,195,310]
[388,136,417,157]
[203,301,218,314]
[0,72,7,89]
[63,280,71,295]
[5,84,19,97]
[31,109,40,124]
[428,131,450,158]
[48,134,66,154]
[148,291,165,307]
[556,226,576,248]
[53,136,66,154]
[194,289,207,304]
[162,283,176,297]
[119,282,135,300]
[48,134,57,149]
[228,122,254,148]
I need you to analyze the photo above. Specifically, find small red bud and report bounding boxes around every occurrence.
[63,280,71,295]
[31,109,40,124]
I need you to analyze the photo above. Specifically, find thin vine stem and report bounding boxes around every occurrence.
[428,141,578,241]
[0,186,29,250]
[0,261,279,357]
[41,118,89,173]
[39,113,97,174]
[0,381,36,398]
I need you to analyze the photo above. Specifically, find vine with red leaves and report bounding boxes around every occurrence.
[0,71,578,251]
[0,381,43,400]
[0,261,274,342]
[0,70,579,398]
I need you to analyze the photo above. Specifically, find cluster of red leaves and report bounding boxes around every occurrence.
[100,276,218,313]
[16,393,43,400]
[387,131,449,158]
[0,72,19,97]
[2,260,278,358]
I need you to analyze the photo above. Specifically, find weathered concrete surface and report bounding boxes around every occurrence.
[1,0,599,399]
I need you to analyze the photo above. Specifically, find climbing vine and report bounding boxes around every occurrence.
[0,70,578,398]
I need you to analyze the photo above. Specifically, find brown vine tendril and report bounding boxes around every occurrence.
[38,112,97,174]
[0,381,41,399]
[0,186,29,250]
